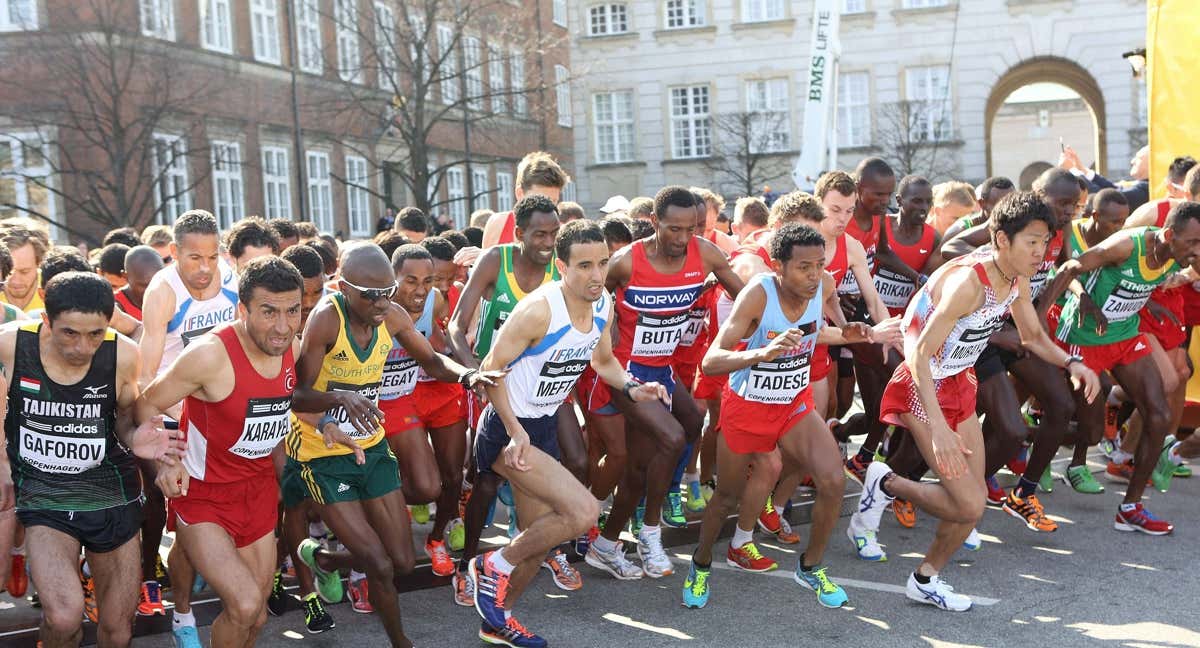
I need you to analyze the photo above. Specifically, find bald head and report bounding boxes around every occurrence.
[126,245,165,275]
[340,243,394,287]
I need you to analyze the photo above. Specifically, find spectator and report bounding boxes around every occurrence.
[376,207,396,234]
[599,195,631,215]
[470,209,494,229]
[394,206,429,242]
[715,212,733,235]
[1059,144,1152,211]
[628,196,654,221]
[557,201,585,223]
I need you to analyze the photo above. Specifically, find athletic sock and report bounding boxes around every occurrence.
[1016,477,1038,498]
[855,447,874,464]
[692,557,711,570]
[913,572,932,585]
[592,535,619,554]
[1120,502,1138,513]
[490,549,515,575]
[640,524,660,540]
[799,552,815,572]
[731,525,754,549]
[1110,448,1133,464]
[595,497,607,515]
[1168,442,1183,465]
[173,610,195,629]
[11,544,24,556]
[349,569,366,584]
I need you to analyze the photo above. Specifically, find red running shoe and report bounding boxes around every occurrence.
[1114,503,1173,536]
[7,554,26,598]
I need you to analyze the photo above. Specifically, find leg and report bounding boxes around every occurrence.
[428,421,467,541]
[1009,356,1075,486]
[587,413,627,500]
[1111,354,1172,504]
[778,413,846,565]
[87,535,147,648]
[556,402,588,484]
[461,473,501,563]
[692,435,758,566]
[736,450,781,535]
[387,426,441,505]
[698,398,721,484]
[283,501,317,596]
[178,524,274,648]
[973,372,1029,477]
[1118,338,1179,453]
[26,525,85,648]
[604,390,687,534]
[137,459,166,583]
[168,537,196,612]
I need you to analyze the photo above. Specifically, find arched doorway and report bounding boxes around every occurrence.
[1019,161,1054,190]
[985,57,1106,180]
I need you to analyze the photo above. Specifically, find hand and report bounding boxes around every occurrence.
[838,293,858,320]
[321,422,366,465]
[130,415,186,463]
[335,392,384,438]
[1067,361,1101,404]
[988,325,1023,354]
[629,381,670,406]
[468,369,507,389]
[758,329,803,362]
[155,461,190,498]
[0,459,13,512]
[930,422,971,480]
[1076,295,1108,336]
[1146,298,1181,327]
[840,322,872,345]
[868,316,903,352]
[502,428,532,472]
[453,246,481,268]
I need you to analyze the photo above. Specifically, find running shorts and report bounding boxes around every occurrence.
[811,344,833,383]
[1138,289,1187,351]
[474,405,561,476]
[412,380,466,429]
[18,499,142,554]
[576,365,619,416]
[692,369,727,401]
[280,457,310,510]
[671,360,699,394]
[974,343,1022,382]
[298,440,401,506]
[380,396,423,437]
[720,387,814,454]
[172,472,278,548]
[1055,335,1153,375]
[627,360,678,398]
[879,363,978,431]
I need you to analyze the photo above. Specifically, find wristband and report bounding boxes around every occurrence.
[459,369,478,387]
[1064,354,1084,370]
[318,414,338,432]
[622,378,641,400]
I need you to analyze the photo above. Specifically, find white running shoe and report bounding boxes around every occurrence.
[636,529,674,578]
[856,461,896,531]
[905,572,972,611]
[584,542,643,580]
[846,517,887,562]
[961,528,981,551]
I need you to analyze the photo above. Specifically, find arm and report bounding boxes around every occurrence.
[1010,279,1100,402]
[110,308,141,339]
[481,211,506,249]
[822,271,848,327]
[701,283,790,376]
[479,296,549,472]
[1040,233,1136,320]
[713,229,739,254]
[448,248,500,368]
[134,336,222,426]
[136,279,174,389]
[388,302,488,386]
[0,332,12,510]
[605,245,634,294]
[922,230,946,274]
[846,238,890,324]
[589,301,669,402]
[939,223,990,261]
[874,217,922,284]
[1122,199,1174,229]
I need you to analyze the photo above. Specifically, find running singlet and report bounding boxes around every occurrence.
[505,282,610,418]
[614,237,705,366]
[825,234,850,286]
[150,260,239,373]
[474,244,559,358]
[285,293,393,462]
[727,274,822,405]
[181,325,295,483]
[903,253,1018,380]
[379,294,435,402]
[1057,227,1176,346]
[838,216,880,295]
[676,231,725,356]
[114,288,142,321]
[6,323,137,511]
[1028,230,1065,301]
[873,218,935,316]
[496,211,516,245]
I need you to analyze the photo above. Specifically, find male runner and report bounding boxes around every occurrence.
[144,257,305,648]
[0,223,48,312]
[585,186,743,580]
[470,219,667,646]
[225,218,281,273]
[114,246,165,321]
[873,176,943,317]
[850,192,1098,610]
[481,152,569,248]
[281,244,328,326]
[940,177,1014,243]
[3,272,173,648]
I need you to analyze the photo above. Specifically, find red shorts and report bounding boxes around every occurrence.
[879,363,978,430]
[171,472,278,548]
[412,380,466,429]
[672,360,699,393]
[466,390,486,429]
[720,387,814,454]
[811,344,833,383]
[576,366,618,416]
[1138,289,1187,350]
[380,396,423,437]
[1054,334,1153,375]
[692,370,726,401]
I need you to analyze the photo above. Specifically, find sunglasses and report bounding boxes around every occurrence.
[341,278,398,301]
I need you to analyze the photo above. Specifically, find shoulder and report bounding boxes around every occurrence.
[304,296,343,339]
[174,330,230,374]
[845,236,867,258]
[933,263,984,314]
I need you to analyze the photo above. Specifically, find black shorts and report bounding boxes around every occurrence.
[475,406,560,476]
[18,498,143,553]
[975,344,1023,382]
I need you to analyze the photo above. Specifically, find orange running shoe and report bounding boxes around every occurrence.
[7,554,27,598]
[892,499,917,529]
[81,566,98,623]
[725,542,778,573]
[347,577,373,613]
[425,538,455,577]
[137,580,165,616]
[540,550,582,591]
[1103,405,1120,441]
[458,485,472,520]
[775,516,801,544]
[1002,492,1057,532]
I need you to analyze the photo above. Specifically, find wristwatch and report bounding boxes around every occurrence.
[1064,355,1084,369]
[459,369,478,387]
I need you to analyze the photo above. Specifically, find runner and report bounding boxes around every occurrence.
[849,192,1098,610]
[940,177,1014,244]
[470,219,668,646]
[114,246,165,321]
[225,218,281,273]
[0,223,49,312]
[3,271,173,648]
[481,152,569,248]
[873,175,943,317]
[281,244,328,327]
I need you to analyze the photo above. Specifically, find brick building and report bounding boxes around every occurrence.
[0,0,573,244]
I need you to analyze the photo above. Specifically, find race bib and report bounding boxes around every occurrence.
[229,395,292,459]
[324,381,382,439]
[631,311,690,357]
[937,325,999,376]
[872,267,916,310]
[379,351,418,400]
[744,342,814,404]
[678,304,707,347]
[19,414,106,474]
[532,343,597,407]
[1100,280,1155,322]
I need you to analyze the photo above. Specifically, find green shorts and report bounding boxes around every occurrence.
[280,458,310,510]
[298,441,401,506]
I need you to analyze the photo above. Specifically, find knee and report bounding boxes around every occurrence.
[813,467,845,495]
[952,486,987,524]
[43,605,84,637]
[412,474,443,504]
[97,618,133,646]
[660,426,686,456]
[365,554,397,581]
[226,590,265,628]
[1040,391,1075,424]
[569,498,601,536]
[564,454,589,481]
[1161,371,1180,395]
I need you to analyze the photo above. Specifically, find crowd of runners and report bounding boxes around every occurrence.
[1,147,1199,648]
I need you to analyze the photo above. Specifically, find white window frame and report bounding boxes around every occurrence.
[0,0,36,31]
[374,2,397,91]
[670,85,711,159]
[140,0,175,40]
[552,0,567,27]
[488,45,505,113]
[0,133,56,227]
[743,0,784,22]
[471,168,490,212]
[437,24,459,105]
[250,0,281,64]
[905,65,952,142]
[151,133,192,225]
[554,65,572,127]
[837,71,871,147]
[842,0,866,13]
[901,0,947,8]
[588,4,628,36]
[210,140,244,231]
[306,151,333,232]
[446,167,465,226]
[261,146,291,220]
[593,91,635,164]
[464,36,483,110]
[200,0,233,54]
[335,0,362,83]
[664,0,704,29]
[510,50,526,116]
[495,171,514,212]
[295,0,323,75]
[345,155,371,237]
[746,78,789,153]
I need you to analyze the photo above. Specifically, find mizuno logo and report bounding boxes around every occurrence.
[332,350,350,361]
[82,385,106,399]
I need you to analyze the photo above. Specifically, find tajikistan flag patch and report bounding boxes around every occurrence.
[19,377,40,394]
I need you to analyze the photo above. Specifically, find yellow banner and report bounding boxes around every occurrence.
[1147,1,1200,199]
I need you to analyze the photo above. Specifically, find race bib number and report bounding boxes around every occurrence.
[379,351,418,400]
[1100,280,1155,323]
[678,305,707,347]
[938,325,999,376]
[532,343,597,407]
[872,267,915,310]
[324,381,382,439]
[19,415,106,474]
[744,344,813,404]
[631,311,690,357]
[229,395,292,459]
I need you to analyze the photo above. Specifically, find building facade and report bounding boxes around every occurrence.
[569,0,1146,210]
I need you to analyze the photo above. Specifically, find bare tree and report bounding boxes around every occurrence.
[0,0,221,242]
[872,100,958,180]
[702,111,793,197]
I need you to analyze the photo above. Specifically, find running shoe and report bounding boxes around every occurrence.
[447,518,466,552]
[629,501,645,537]
[81,568,98,623]
[1174,463,1192,478]
[267,571,287,616]
[1098,437,1118,460]
[726,542,777,572]
[155,554,171,590]
[410,503,431,524]
[479,618,548,648]
[1069,465,1105,493]
[584,541,643,580]
[172,624,202,648]
[848,461,893,561]
[1104,461,1135,484]
[425,538,455,577]
[1103,404,1120,441]
[137,580,165,616]
[297,538,344,604]
[347,577,372,613]
[302,593,335,633]
[700,480,716,503]
[962,528,981,551]
[636,528,674,578]
[498,480,515,506]
[757,496,782,535]
[470,552,512,630]
[1002,492,1058,532]
[1150,438,1178,493]
[662,491,687,528]
[905,573,972,612]
[794,564,848,608]
[1005,445,1028,478]
[1114,503,1173,535]
[985,476,1004,507]
[452,569,475,607]
[541,550,582,591]
[7,554,26,598]
[192,573,208,594]
[892,499,917,529]
[458,485,472,519]
[776,516,801,544]
[507,505,520,539]
[685,481,706,513]
[574,525,599,558]
[844,454,870,486]
[1038,466,1054,493]
[681,562,710,609]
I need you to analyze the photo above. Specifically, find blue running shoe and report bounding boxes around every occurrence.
[662,491,687,528]
[479,618,548,648]
[794,564,849,608]
[681,562,711,609]
[172,625,202,648]
[469,553,511,631]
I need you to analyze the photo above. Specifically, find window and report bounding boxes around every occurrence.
[261,146,290,220]
[901,0,947,7]
[374,2,397,91]
[345,156,371,237]
[555,65,572,127]
[210,141,244,230]
[562,181,577,203]
[472,168,490,211]
[906,65,952,141]
[664,0,704,29]
[464,36,483,109]
[141,0,175,40]
[251,0,281,63]
[842,0,866,12]
[670,85,711,158]
[151,133,191,224]
[488,45,505,113]
[336,0,361,82]
[200,0,233,53]
[0,133,54,223]
[445,167,465,226]
[306,151,333,232]
[588,4,628,35]
[743,0,784,22]
[552,0,567,27]
[510,51,526,115]
[593,91,635,164]
[438,24,459,104]
[746,79,789,152]
[295,0,322,74]
[0,0,35,31]
[495,171,513,212]
[837,72,871,147]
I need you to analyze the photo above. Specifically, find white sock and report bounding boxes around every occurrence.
[308,521,328,538]
[592,535,618,553]
[11,544,24,556]
[1168,442,1183,465]
[490,549,515,575]
[173,610,195,628]
[639,524,660,539]
[1111,448,1134,464]
[731,525,754,549]
[596,497,607,513]
[350,569,366,583]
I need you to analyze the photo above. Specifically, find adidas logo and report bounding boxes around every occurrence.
[332,349,350,361]
[1134,342,1146,351]
[1121,268,1135,277]
[496,293,511,304]
[337,482,350,493]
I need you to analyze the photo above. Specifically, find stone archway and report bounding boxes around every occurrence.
[1019,161,1054,190]
[985,57,1106,178]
